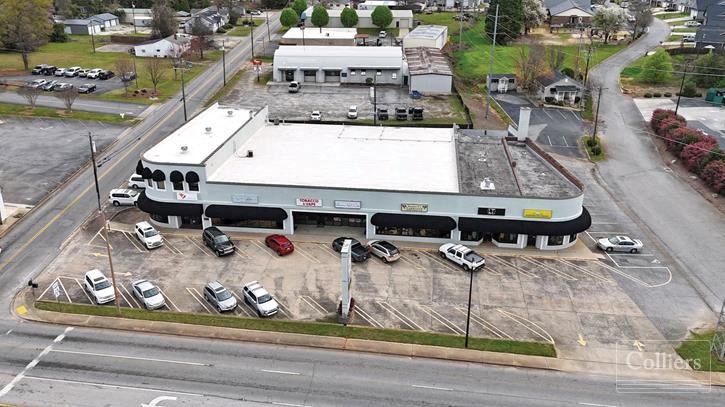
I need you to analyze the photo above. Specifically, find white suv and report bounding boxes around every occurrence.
[64,66,82,77]
[128,173,145,189]
[86,68,103,79]
[109,188,139,206]
[242,281,279,317]
[83,269,116,304]
[134,221,163,249]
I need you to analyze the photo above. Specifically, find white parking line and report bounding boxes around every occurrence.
[186,288,212,313]
[185,236,210,256]
[557,259,613,284]
[275,299,292,318]
[399,254,425,271]
[234,247,250,259]
[418,250,460,273]
[73,278,93,303]
[261,369,301,376]
[318,243,341,259]
[294,246,321,264]
[122,232,145,253]
[562,135,569,147]
[300,296,328,315]
[569,110,579,120]
[86,227,105,246]
[38,278,58,300]
[97,230,113,250]
[121,285,141,308]
[355,305,385,328]
[163,239,183,255]
[497,309,555,345]
[116,287,134,308]
[251,240,276,258]
[542,109,554,119]
[488,255,538,278]
[547,135,553,145]
[520,257,577,281]
[377,301,424,331]
[455,307,513,339]
[231,292,252,317]
[417,305,464,335]
[58,279,72,303]
[557,110,567,119]
[159,289,180,312]
[411,384,452,391]
[50,349,210,366]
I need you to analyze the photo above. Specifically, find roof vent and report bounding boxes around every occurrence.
[227,110,233,116]
[205,126,212,133]
[180,145,188,152]
[480,177,495,191]
[246,150,254,158]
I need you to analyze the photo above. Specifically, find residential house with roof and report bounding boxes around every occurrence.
[536,71,583,105]
[486,73,518,93]
[695,1,725,48]
[690,0,717,20]
[133,34,192,58]
[184,7,229,34]
[544,0,594,29]
[63,18,103,35]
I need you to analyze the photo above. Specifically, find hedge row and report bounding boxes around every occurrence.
[651,109,725,194]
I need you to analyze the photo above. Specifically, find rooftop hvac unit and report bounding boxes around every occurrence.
[205,126,212,133]
[180,145,188,152]
[227,110,234,116]
[246,150,254,158]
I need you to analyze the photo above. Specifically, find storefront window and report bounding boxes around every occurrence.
[494,233,518,244]
[375,226,450,239]
[211,218,282,229]
[156,180,165,190]
[547,235,565,246]
[461,231,482,242]
[172,181,184,191]
[150,213,168,223]
[569,233,577,243]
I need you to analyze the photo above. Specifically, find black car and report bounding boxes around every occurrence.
[202,226,235,256]
[98,70,115,80]
[331,237,369,262]
[377,108,389,121]
[78,83,97,94]
[42,65,57,75]
[31,64,48,75]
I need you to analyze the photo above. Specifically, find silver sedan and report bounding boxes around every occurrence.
[597,235,644,253]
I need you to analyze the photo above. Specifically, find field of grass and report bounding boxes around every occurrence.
[655,11,689,20]
[0,103,137,124]
[621,52,687,86]
[676,331,725,372]
[227,19,266,36]
[670,26,699,32]
[37,301,557,357]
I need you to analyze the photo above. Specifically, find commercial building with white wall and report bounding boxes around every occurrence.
[405,47,452,95]
[136,104,591,251]
[301,6,414,30]
[273,46,404,84]
[280,27,357,46]
[403,25,448,50]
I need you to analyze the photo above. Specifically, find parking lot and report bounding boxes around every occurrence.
[221,65,466,123]
[13,72,127,94]
[633,97,725,148]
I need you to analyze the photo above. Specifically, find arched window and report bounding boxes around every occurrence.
[170,171,184,191]
[185,171,200,191]
[152,169,166,190]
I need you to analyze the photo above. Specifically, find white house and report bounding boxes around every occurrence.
[63,19,103,35]
[357,1,400,10]
[280,27,358,46]
[134,34,192,58]
[118,8,152,24]
[403,25,448,50]
[184,7,228,34]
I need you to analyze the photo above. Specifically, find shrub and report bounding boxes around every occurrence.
[664,92,672,97]
[657,116,686,139]
[587,137,598,147]
[544,96,555,103]
[653,92,662,97]
[644,92,652,98]
[666,127,704,152]
[681,136,719,173]
[681,81,697,97]
[651,108,676,130]
[701,160,725,195]
[216,27,227,33]
[223,23,233,29]
[695,92,702,98]
[591,145,602,156]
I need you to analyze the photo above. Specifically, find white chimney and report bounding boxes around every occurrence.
[517,107,531,141]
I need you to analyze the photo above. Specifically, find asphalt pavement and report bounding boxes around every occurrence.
[0,90,148,117]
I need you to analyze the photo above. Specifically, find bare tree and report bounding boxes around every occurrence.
[189,19,213,60]
[629,0,653,39]
[168,44,186,80]
[115,57,135,97]
[55,87,79,111]
[145,58,167,92]
[18,86,42,109]
[545,47,566,72]
[515,41,547,93]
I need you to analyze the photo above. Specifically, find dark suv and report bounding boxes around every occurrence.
[332,237,369,262]
[202,226,235,256]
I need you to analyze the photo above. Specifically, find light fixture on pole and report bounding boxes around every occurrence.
[464,267,474,348]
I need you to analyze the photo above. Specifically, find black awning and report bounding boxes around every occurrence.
[205,205,288,221]
[135,160,144,175]
[186,171,199,183]
[137,191,203,217]
[152,169,166,182]
[370,213,456,231]
[141,167,152,179]
[170,170,184,183]
[458,207,591,236]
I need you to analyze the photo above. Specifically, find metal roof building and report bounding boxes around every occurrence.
[404,47,452,95]
[403,25,448,50]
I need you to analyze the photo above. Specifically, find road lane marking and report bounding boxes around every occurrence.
[234,247,250,259]
[0,327,73,398]
[271,402,310,407]
[417,250,460,273]
[274,299,292,318]
[159,289,180,312]
[50,349,210,366]
[578,403,617,407]
[5,330,12,335]
[547,135,553,145]
[163,238,183,255]
[261,369,301,376]
[116,287,134,308]
[73,278,94,303]
[318,243,340,259]
[37,278,58,300]
[186,288,212,313]
[399,254,425,270]
[22,376,204,397]
[411,384,452,391]
[86,227,104,246]
[557,259,613,283]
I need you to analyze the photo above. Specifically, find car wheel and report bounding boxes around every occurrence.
[630,248,638,254]
[257,309,262,317]
[605,247,613,252]
[112,201,120,206]
[463,265,470,271]
[439,252,446,259]
[265,240,270,247]
[278,251,283,256]
[217,305,222,312]
[130,184,137,189]
[215,250,221,257]
[382,257,389,264]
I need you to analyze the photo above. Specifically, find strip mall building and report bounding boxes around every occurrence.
[136,104,590,250]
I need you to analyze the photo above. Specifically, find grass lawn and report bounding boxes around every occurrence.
[37,301,557,357]
[227,19,266,36]
[581,135,605,161]
[582,94,593,121]
[676,331,725,372]
[655,11,689,20]
[670,26,699,32]
[0,103,137,124]
[621,51,687,86]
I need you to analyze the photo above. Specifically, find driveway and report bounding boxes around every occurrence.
[493,92,585,158]
[632,96,725,148]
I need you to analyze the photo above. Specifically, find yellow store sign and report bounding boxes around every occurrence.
[523,209,552,219]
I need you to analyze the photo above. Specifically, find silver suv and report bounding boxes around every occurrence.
[203,281,237,312]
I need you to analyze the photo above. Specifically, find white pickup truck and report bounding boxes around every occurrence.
[438,243,485,271]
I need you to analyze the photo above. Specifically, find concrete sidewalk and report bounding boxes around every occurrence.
[14,288,723,386]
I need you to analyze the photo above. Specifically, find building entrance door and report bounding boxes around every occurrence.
[180,215,203,229]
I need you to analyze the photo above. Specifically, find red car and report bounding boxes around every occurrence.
[265,234,294,256]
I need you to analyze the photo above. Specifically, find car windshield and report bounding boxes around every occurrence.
[258,294,273,304]
[144,230,159,238]
[607,237,620,244]
[216,289,232,301]
[127,190,138,197]
[464,251,483,263]
[214,235,230,244]
[94,280,111,290]
[280,242,291,248]
[143,287,160,298]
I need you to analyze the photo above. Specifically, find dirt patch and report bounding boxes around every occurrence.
[621,80,681,97]
[454,79,506,130]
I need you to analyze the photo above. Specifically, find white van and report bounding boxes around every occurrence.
[128,173,145,189]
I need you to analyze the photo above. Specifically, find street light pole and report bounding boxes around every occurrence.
[464,268,474,348]
[250,20,255,58]
[88,132,120,314]
[181,68,187,121]
[266,10,271,41]
[373,76,377,126]
[593,86,604,145]
[222,40,227,86]
[675,64,688,115]
[132,2,137,34]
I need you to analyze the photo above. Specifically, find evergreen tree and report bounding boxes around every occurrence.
[637,48,672,84]
[371,6,393,30]
[486,0,523,45]
[340,7,358,28]
[311,5,329,32]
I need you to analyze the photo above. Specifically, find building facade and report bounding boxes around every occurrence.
[133,34,192,58]
[136,104,591,251]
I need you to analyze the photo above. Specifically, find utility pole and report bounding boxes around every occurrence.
[88,133,120,314]
[484,4,499,119]
[174,63,189,121]
[464,267,474,348]
[250,20,255,58]
[675,64,688,115]
[132,2,137,34]
[593,86,604,145]
[266,10,271,41]
[459,3,463,49]
[222,40,227,86]
[89,23,96,53]
[373,76,377,126]
[583,48,592,86]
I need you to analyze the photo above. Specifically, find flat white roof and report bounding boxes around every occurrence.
[405,25,447,40]
[143,104,253,165]
[274,46,403,69]
[283,27,357,40]
[208,123,459,193]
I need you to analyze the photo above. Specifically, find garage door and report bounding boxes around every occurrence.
[303,69,317,82]
[324,70,340,83]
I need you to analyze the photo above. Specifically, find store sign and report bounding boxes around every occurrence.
[177,191,198,201]
[232,193,258,204]
[334,200,361,210]
[478,207,506,216]
[296,198,322,207]
[523,209,552,219]
[400,203,428,213]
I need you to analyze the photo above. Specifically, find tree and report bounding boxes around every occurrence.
[151,0,177,39]
[50,23,70,43]
[629,0,652,39]
[145,58,167,92]
[515,41,547,92]
[693,53,725,88]
[592,8,624,44]
[115,57,135,97]
[486,0,523,45]
[190,19,213,59]
[55,87,79,112]
[311,5,329,32]
[262,0,288,9]
[637,48,672,84]
[292,0,307,17]
[545,47,565,72]
[18,86,42,109]
[371,6,393,30]
[280,8,299,28]
[340,7,358,28]
[229,9,240,26]
[521,0,546,35]
[0,0,53,71]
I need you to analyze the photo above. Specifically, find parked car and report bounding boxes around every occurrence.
[31,64,49,75]
[134,221,163,249]
[332,237,369,262]
[596,235,643,253]
[395,106,408,120]
[54,83,74,91]
[347,105,358,119]
[78,83,96,94]
[54,68,67,77]
[78,68,90,77]
[682,33,695,42]
[28,79,47,88]
[411,107,424,120]
[128,173,146,189]
[108,188,139,206]
[310,111,322,121]
[98,70,115,80]
[40,80,58,91]
[249,9,263,15]
[83,269,116,304]
[288,81,300,93]
[685,20,701,27]
[86,68,104,79]
[265,234,294,256]
[368,240,400,263]
[43,65,57,75]
[122,71,137,81]
[242,281,279,317]
[132,279,166,310]
[439,243,485,271]
[64,66,82,77]
[202,226,235,256]
[203,281,237,312]
[379,30,387,38]
[377,108,389,120]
